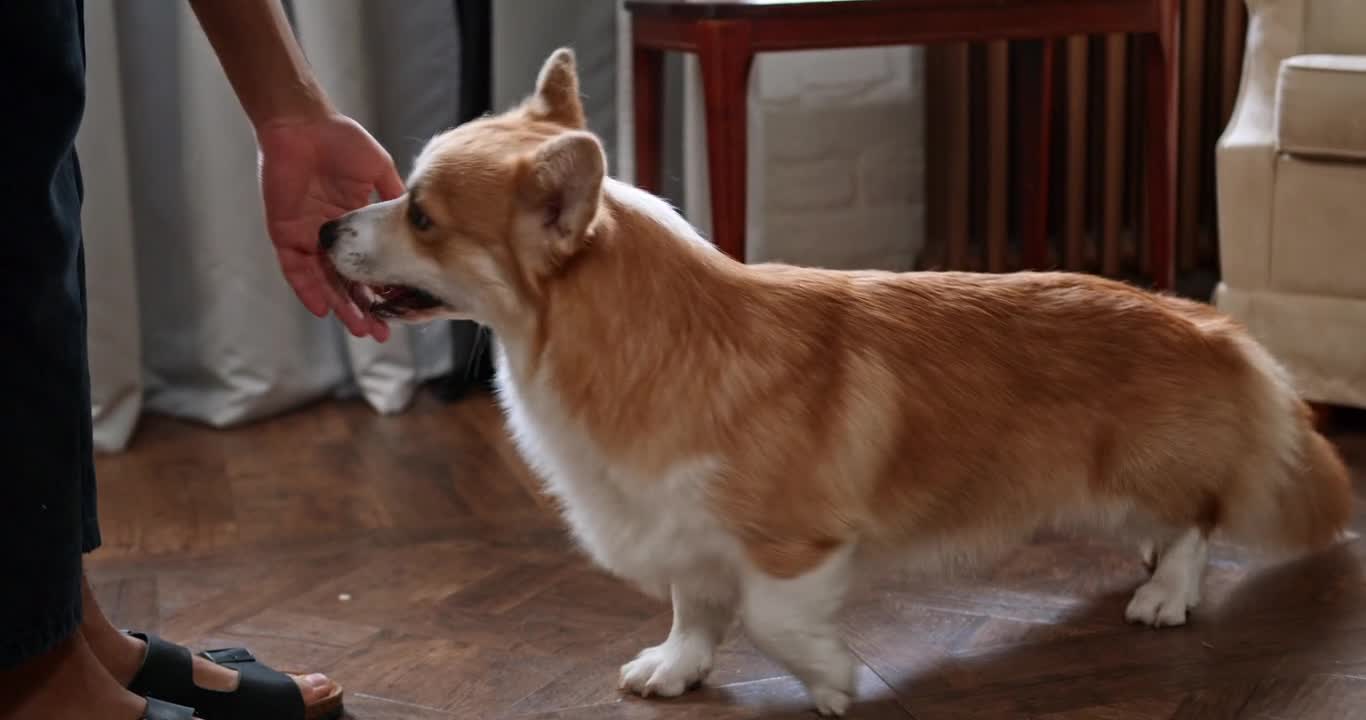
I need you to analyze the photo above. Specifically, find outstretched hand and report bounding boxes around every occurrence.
[257,113,403,342]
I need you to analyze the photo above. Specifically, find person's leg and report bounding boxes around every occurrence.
[0,0,98,673]
[0,3,330,716]
[0,6,187,713]
[78,574,335,701]
[0,630,179,720]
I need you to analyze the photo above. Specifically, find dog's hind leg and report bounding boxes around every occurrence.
[740,545,858,717]
[1125,527,1208,627]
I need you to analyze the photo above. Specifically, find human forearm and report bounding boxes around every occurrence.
[191,0,400,340]
[188,0,332,128]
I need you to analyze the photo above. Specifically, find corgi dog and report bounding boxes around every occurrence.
[321,48,1353,717]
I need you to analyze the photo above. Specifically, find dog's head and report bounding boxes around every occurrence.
[322,48,606,327]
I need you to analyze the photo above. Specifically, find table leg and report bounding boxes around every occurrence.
[632,40,664,195]
[986,41,1009,273]
[1101,34,1128,278]
[1144,0,1180,290]
[696,20,754,262]
[1018,39,1056,271]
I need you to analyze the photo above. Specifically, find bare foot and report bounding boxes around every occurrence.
[79,574,338,708]
[0,631,202,720]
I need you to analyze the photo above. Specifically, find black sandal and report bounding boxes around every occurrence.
[126,632,343,720]
[143,698,196,720]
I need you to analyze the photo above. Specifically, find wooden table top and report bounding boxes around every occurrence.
[623,0,1147,19]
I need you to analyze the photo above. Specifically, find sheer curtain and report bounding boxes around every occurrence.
[77,1,461,452]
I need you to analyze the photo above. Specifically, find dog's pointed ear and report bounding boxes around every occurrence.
[524,48,586,129]
[520,131,606,258]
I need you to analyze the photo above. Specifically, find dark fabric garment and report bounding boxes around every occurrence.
[0,0,96,669]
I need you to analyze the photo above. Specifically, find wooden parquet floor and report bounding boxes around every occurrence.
[87,394,1366,719]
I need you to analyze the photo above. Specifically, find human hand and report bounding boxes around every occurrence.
[257,113,404,341]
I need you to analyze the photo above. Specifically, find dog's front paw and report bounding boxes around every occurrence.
[810,685,852,717]
[619,639,713,699]
[1125,578,1196,627]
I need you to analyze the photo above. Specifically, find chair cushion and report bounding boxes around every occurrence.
[1275,54,1366,161]
[1270,154,1366,299]
[1214,283,1366,410]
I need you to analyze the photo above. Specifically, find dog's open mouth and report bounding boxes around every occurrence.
[342,278,445,319]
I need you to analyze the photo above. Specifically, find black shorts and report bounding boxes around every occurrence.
[0,0,100,668]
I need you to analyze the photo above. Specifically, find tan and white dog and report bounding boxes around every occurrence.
[321,49,1354,716]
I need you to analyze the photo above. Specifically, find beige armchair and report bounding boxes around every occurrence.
[1215,0,1366,409]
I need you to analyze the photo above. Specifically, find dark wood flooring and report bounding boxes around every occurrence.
[87,394,1366,719]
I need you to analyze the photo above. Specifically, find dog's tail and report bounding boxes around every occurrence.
[1270,418,1355,551]
[1221,340,1355,553]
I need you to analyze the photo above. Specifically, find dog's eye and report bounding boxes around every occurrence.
[408,201,433,231]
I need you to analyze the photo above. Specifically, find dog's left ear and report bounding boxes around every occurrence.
[520,131,605,258]
[524,48,586,129]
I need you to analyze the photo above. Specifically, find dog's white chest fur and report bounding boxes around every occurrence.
[493,350,738,599]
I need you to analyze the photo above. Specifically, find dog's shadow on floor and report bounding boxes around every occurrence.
[875,543,1366,718]
[646,543,1365,719]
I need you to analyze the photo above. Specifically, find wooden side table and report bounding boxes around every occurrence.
[625,0,1180,290]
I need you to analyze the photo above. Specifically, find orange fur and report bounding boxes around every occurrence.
[539,245,1353,576]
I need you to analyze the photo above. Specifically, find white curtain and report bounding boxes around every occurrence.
[77,1,461,453]
[493,0,619,170]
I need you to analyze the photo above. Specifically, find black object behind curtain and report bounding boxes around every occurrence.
[437,0,496,402]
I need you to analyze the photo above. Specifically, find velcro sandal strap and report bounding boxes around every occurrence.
[143,697,196,720]
[192,649,304,720]
[199,647,255,665]
[125,630,306,719]
[127,632,196,704]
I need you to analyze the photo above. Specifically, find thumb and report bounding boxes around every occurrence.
[376,164,405,201]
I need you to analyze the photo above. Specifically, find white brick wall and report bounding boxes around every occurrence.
[673,47,926,271]
[613,0,927,272]
[750,47,926,269]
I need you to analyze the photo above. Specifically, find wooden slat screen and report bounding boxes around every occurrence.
[919,0,1247,296]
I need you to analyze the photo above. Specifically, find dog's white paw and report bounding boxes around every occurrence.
[619,639,712,698]
[1125,578,1197,627]
[811,685,852,717]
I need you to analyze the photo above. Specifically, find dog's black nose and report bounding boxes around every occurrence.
[319,220,341,251]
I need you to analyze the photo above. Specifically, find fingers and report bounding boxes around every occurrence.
[276,249,330,318]
[324,283,387,341]
[318,261,372,338]
[375,163,406,201]
[279,248,384,340]
[331,290,370,337]
[368,317,391,343]
[323,269,390,341]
